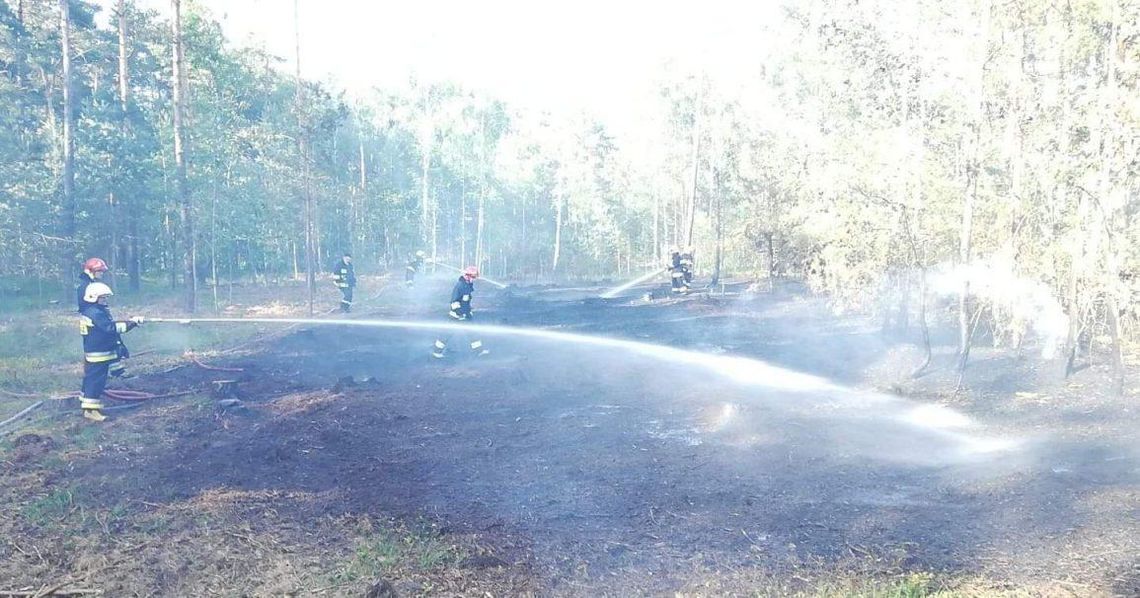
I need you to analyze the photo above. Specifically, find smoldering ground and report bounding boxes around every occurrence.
[1,276,1136,595]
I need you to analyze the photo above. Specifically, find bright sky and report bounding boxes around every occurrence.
[96,0,780,137]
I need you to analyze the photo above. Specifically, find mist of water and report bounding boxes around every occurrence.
[600,268,666,298]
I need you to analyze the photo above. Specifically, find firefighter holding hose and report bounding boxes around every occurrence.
[78,282,143,422]
[432,266,489,359]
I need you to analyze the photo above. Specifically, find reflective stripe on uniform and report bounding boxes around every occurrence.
[470,340,483,349]
[85,351,117,363]
[115,322,129,333]
[80,397,104,410]
[434,340,446,349]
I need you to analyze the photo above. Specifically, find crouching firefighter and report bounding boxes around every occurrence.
[405,250,426,287]
[432,266,489,359]
[78,283,143,422]
[332,252,356,313]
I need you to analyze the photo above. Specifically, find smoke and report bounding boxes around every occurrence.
[930,259,1069,359]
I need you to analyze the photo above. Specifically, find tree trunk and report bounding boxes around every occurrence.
[1098,2,1124,396]
[58,0,77,300]
[711,170,723,286]
[420,124,433,264]
[294,0,314,314]
[475,114,487,269]
[118,0,140,292]
[685,100,701,247]
[358,137,366,257]
[172,0,195,312]
[957,0,990,363]
[957,166,976,365]
[552,192,563,273]
[653,192,660,264]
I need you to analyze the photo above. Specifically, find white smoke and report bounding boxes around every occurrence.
[930,258,1069,359]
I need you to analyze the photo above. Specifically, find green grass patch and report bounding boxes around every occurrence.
[333,526,465,583]
[799,573,941,598]
[21,487,79,526]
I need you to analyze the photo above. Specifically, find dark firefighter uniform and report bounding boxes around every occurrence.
[680,248,695,289]
[79,301,138,418]
[432,273,487,358]
[332,256,356,312]
[405,254,424,287]
[669,251,686,293]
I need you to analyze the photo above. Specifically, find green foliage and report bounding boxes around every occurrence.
[0,0,1134,346]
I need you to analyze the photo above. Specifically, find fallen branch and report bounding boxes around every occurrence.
[0,590,101,597]
[188,353,245,373]
[0,401,44,430]
[0,389,41,399]
[103,390,195,402]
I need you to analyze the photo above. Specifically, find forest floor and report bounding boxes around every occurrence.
[0,275,1136,597]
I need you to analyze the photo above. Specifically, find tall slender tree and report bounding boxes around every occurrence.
[58,0,76,299]
[172,0,194,311]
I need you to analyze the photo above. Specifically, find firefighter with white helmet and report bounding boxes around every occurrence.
[406,250,426,287]
[331,252,356,313]
[78,283,143,422]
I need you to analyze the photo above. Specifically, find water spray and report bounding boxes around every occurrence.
[600,268,667,298]
[139,316,1018,464]
[427,260,509,288]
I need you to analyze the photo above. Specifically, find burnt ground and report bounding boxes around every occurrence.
[1,276,1137,596]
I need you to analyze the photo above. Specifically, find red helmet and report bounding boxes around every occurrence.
[463,266,479,279]
[83,257,108,273]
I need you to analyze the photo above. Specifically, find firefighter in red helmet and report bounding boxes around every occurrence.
[431,266,489,359]
[77,257,109,312]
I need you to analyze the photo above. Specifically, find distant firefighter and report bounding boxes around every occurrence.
[77,257,109,312]
[405,250,426,287]
[432,266,489,359]
[78,283,143,422]
[680,245,695,289]
[668,247,686,294]
[331,252,356,313]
